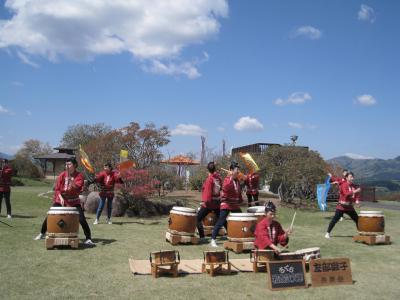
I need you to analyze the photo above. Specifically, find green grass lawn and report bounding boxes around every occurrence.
[1,187,399,299]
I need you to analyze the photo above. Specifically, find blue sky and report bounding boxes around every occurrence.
[0,0,399,160]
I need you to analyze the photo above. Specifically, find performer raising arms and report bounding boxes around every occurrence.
[196,162,222,241]
[254,201,291,254]
[244,171,260,207]
[34,158,95,246]
[210,161,243,248]
[0,159,13,218]
[325,172,361,239]
[93,162,123,225]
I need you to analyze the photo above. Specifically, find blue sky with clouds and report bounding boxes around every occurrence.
[0,0,399,160]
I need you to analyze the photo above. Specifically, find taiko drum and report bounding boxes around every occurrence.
[247,206,266,222]
[226,213,257,242]
[168,206,197,235]
[358,211,385,235]
[46,207,79,238]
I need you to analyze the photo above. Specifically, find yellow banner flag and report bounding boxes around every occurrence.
[120,149,128,159]
[239,152,260,173]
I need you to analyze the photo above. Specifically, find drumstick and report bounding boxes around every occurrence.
[289,211,296,231]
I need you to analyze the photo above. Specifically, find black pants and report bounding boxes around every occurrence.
[0,191,11,215]
[211,208,242,240]
[196,207,220,238]
[41,203,92,240]
[327,209,358,233]
[247,194,259,206]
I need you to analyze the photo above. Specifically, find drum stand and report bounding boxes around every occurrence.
[353,234,391,245]
[165,229,199,245]
[45,234,79,249]
[223,240,254,254]
[150,262,179,278]
[250,250,275,272]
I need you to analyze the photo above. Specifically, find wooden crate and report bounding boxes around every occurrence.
[165,231,199,245]
[45,237,79,249]
[223,240,254,253]
[353,234,391,245]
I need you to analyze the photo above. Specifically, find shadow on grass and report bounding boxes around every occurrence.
[9,214,36,219]
[331,235,354,238]
[113,221,161,226]
[93,238,117,245]
[0,220,13,227]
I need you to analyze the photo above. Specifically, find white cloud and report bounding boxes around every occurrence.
[17,51,39,68]
[345,153,375,160]
[11,81,24,86]
[26,110,32,116]
[142,52,209,79]
[0,104,10,113]
[0,0,228,78]
[171,124,206,136]
[288,122,318,130]
[288,122,303,129]
[291,26,322,40]
[274,92,312,106]
[358,4,376,23]
[356,94,377,106]
[234,116,264,131]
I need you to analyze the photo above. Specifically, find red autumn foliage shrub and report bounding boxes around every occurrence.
[119,168,156,200]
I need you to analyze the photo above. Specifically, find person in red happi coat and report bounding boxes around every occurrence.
[325,172,361,239]
[254,201,291,254]
[209,161,243,248]
[245,171,260,207]
[93,162,123,225]
[34,158,94,246]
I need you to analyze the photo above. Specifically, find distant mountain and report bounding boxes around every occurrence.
[0,152,13,160]
[328,155,400,192]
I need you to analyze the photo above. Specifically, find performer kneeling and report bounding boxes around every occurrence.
[210,161,243,247]
[325,172,361,239]
[254,201,291,254]
[196,161,222,241]
[93,162,123,225]
[34,158,95,246]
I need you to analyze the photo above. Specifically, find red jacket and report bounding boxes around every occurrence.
[330,176,346,185]
[0,165,13,192]
[254,218,288,250]
[245,173,259,195]
[220,176,242,210]
[53,171,84,207]
[95,170,122,197]
[201,172,222,210]
[337,181,359,211]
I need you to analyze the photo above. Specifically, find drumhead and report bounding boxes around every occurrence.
[48,207,79,214]
[360,211,384,217]
[247,206,265,214]
[227,213,256,221]
[170,206,196,216]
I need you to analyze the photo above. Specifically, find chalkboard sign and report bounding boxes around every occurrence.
[267,260,307,291]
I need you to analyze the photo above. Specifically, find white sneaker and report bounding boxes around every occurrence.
[34,233,45,240]
[209,239,218,248]
[107,218,112,225]
[7,214,12,219]
[339,217,344,222]
[324,233,331,239]
[93,219,99,225]
[84,239,95,246]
